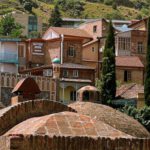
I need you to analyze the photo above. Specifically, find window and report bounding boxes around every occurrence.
[118,37,131,51]
[63,70,68,77]
[124,70,132,82]
[92,47,95,52]
[137,42,144,54]
[28,16,38,33]
[43,69,52,77]
[70,91,76,101]
[73,70,79,77]
[93,25,97,33]
[68,46,75,57]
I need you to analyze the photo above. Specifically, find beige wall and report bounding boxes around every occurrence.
[79,19,109,39]
[116,68,144,85]
[79,20,102,39]
[45,40,60,65]
[82,42,98,61]
[131,30,147,67]
[12,11,42,36]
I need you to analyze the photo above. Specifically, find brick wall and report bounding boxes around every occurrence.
[0,72,52,106]
[116,67,144,85]
[45,40,61,65]
[63,40,82,64]
[131,30,147,67]
[0,100,76,136]
[2,135,150,150]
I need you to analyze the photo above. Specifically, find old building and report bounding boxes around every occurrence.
[10,11,43,37]
[0,99,149,149]
[20,27,96,103]
[25,38,46,68]
[116,83,144,109]
[0,38,26,73]
[115,29,147,66]
[116,56,144,85]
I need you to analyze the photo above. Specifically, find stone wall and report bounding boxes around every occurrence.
[0,100,76,136]
[2,135,150,150]
[0,72,52,106]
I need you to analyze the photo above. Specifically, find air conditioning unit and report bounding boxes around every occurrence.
[43,69,52,77]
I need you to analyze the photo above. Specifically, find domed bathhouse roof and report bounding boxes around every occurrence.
[69,102,150,138]
[0,100,150,149]
[52,57,61,64]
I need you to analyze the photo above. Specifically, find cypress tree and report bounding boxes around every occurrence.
[49,4,62,27]
[101,20,116,104]
[144,17,150,106]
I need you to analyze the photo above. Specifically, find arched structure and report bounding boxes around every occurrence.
[77,85,100,102]
[0,99,76,136]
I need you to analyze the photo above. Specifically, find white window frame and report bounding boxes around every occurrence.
[43,69,53,77]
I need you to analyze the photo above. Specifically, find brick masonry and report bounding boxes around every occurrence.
[0,100,76,136]
[1,135,150,150]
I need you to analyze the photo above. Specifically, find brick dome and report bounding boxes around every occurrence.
[5,111,131,139]
[69,102,150,138]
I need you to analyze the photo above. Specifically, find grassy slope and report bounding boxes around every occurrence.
[0,0,148,23]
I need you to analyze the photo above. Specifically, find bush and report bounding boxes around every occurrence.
[120,105,150,132]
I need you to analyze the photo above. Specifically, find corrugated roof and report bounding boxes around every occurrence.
[116,56,144,68]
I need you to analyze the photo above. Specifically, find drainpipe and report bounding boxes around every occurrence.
[97,37,100,79]
[60,34,64,64]
[17,41,18,73]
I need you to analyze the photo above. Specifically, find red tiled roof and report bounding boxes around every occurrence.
[116,83,144,99]
[46,27,93,39]
[116,56,144,68]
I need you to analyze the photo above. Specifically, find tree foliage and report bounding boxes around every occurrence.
[120,105,150,132]
[55,0,85,17]
[0,15,23,38]
[144,17,150,106]
[19,0,38,12]
[49,4,62,27]
[100,20,116,104]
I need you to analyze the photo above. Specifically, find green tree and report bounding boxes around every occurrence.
[0,14,23,37]
[144,17,150,106]
[55,0,85,17]
[49,4,62,27]
[19,0,38,12]
[100,20,116,104]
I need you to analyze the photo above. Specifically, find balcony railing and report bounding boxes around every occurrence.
[117,50,131,56]
[0,52,18,64]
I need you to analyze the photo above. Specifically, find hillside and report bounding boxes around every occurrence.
[0,0,150,23]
